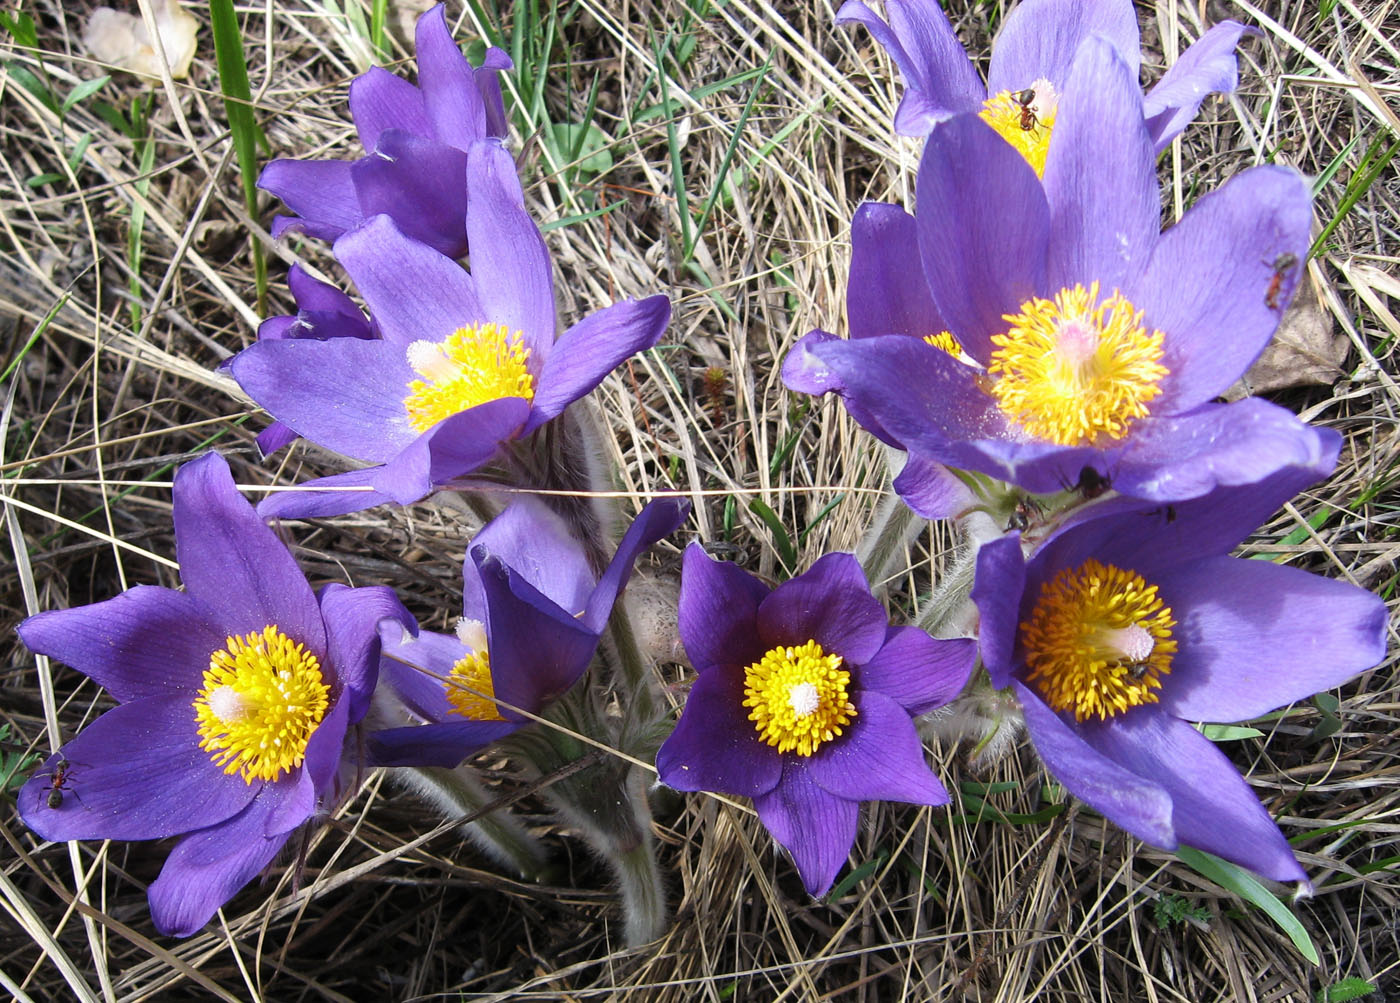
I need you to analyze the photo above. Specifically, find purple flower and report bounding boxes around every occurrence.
[231,143,671,519]
[369,496,689,767]
[785,38,1331,509]
[16,453,413,936]
[260,4,510,258]
[970,462,1388,883]
[840,0,1250,153]
[656,545,977,896]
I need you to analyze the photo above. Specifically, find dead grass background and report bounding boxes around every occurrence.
[1,0,1398,1000]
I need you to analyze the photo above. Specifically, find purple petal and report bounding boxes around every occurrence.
[1152,557,1387,722]
[987,0,1140,94]
[582,497,689,632]
[17,586,225,700]
[256,466,399,521]
[476,47,513,138]
[380,628,464,723]
[1144,22,1253,152]
[318,583,416,720]
[415,4,487,149]
[1015,682,1175,847]
[782,330,899,446]
[752,763,859,896]
[970,535,1027,689]
[528,296,670,430]
[891,453,976,519]
[677,543,769,673]
[847,201,946,340]
[146,790,292,937]
[916,114,1047,356]
[368,719,520,768]
[173,454,325,654]
[256,421,299,457]
[656,666,783,797]
[292,695,348,820]
[860,627,976,714]
[1131,166,1312,410]
[465,143,557,356]
[807,690,949,805]
[758,553,887,665]
[229,337,418,463]
[369,396,530,505]
[17,697,259,842]
[468,497,594,615]
[1041,36,1157,292]
[352,131,470,259]
[1079,712,1306,882]
[257,159,360,241]
[349,66,431,151]
[286,264,369,327]
[332,215,484,349]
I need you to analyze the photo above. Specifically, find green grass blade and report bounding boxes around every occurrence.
[1175,847,1319,964]
[2,293,68,384]
[684,57,769,263]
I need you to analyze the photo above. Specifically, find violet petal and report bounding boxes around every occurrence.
[583,497,689,632]
[859,627,976,715]
[970,536,1027,689]
[753,762,859,897]
[807,690,949,805]
[677,543,769,673]
[847,201,946,340]
[348,65,431,151]
[352,130,470,259]
[256,466,398,520]
[1144,21,1252,152]
[369,396,530,505]
[318,582,417,720]
[415,4,487,149]
[257,159,359,239]
[987,0,1140,95]
[757,552,887,665]
[656,665,783,797]
[368,719,521,768]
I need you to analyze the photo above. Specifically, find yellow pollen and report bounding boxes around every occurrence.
[403,322,535,433]
[194,626,330,784]
[923,331,964,356]
[444,649,504,722]
[742,640,857,757]
[988,282,1167,446]
[979,81,1058,177]
[1020,559,1177,722]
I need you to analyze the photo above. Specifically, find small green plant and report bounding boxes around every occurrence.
[1153,893,1210,929]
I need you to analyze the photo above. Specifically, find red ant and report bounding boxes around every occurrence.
[34,758,82,809]
[1014,88,1039,131]
[1265,252,1298,311]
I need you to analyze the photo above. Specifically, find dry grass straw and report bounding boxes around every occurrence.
[1,0,1398,999]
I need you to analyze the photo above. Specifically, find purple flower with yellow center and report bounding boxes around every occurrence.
[656,545,977,896]
[16,453,413,936]
[785,37,1331,508]
[970,460,1388,883]
[369,496,688,767]
[840,0,1250,159]
[261,4,510,258]
[231,143,671,519]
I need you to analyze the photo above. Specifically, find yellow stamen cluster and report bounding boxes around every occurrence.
[444,649,505,722]
[403,322,535,433]
[988,282,1167,446]
[194,626,330,784]
[743,640,857,757]
[1020,559,1177,722]
[978,83,1058,177]
[923,331,964,356]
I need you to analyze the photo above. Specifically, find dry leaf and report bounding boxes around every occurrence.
[83,0,199,81]
[1224,266,1349,399]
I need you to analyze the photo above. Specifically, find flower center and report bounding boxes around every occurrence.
[978,80,1058,177]
[194,626,330,784]
[987,282,1167,446]
[742,640,857,757]
[445,620,503,721]
[1020,559,1177,722]
[403,323,535,433]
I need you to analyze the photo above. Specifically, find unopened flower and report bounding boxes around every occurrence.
[970,464,1387,883]
[231,143,671,519]
[657,545,976,896]
[261,3,510,258]
[17,453,412,936]
[786,40,1329,505]
[840,0,1250,156]
[369,496,688,767]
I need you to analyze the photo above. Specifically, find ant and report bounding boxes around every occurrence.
[1264,252,1299,311]
[34,758,81,809]
[1006,496,1042,532]
[1014,88,1039,131]
[1073,466,1111,499]
[1122,659,1151,681]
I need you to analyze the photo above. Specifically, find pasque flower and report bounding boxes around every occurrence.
[261,3,510,258]
[969,459,1387,883]
[785,37,1331,508]
[656,545,977,896]
[231,142,671,519]
[840,0,1249,156]
[369,496,688,767]
[16,453,413,936]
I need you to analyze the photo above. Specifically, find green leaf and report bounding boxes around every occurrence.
[1316,977,1376,1003]
[825,850,887,899]
[748,499,796,572]
[0,11,39,48]
[549,121,614,177]
[1196,723,1264,742]
[1175,847,1319,964]
[6,63,59,114]
[62,74,110,114]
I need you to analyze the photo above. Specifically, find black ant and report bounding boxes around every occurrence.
[1073,466,1111,499]
[1014,88,1039,131]
[34,758,81,809]
[1006,496,1042,532]
[1265,252,1298,311]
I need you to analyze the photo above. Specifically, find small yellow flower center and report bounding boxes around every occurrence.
[743,640,857,757]
[403,322,535,433]
[194,626,330,784]
[988,282,1167,446]
[1020,559,1177,722]
[979,81,1058,177]
[444,619,504,721]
